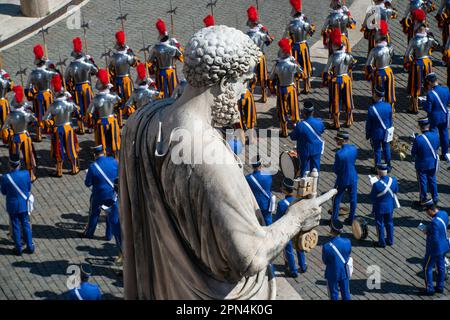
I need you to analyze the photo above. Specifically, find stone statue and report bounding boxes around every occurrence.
[119,25,337,300]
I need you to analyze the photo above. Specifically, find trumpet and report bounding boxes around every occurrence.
[391,135,410,161]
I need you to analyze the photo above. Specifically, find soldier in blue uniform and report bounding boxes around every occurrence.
[245,155,274,225]
[1,155,35,255]
[365,86,393,171]
[289,101,325,177]
[322,220,352,300]
[421,73,450,161]
[68,264,102,300]
[411,118,440,206]
[331,131,358,226]
[83,146,119,239]
[370,162,399,248]
[274,178,307,277]
[421,200,449,295]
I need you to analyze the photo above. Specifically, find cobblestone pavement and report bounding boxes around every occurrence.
[0,0,449,300]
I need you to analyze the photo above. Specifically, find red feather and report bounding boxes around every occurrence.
[156,19,167,35]
[247,6,259,23]
[3,73,9,79]
[97,69,109,85]
[137,63,147,80]
[73,37,83,53]
[290,0,302,12]
[203,15,215,27]
[115,31,126,46]
[412,9,426,22]
[330,28,342,47]
[278,38,291,54]
[33,44,44,59]
[51,74,62,92]
[13,86,24,103]
[379,20,388,36]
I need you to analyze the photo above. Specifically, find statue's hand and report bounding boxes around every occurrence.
[288,189,338,232]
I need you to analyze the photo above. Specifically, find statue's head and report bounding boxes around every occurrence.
[183,25,261,127]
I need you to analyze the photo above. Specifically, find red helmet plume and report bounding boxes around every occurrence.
[13,86,24,104]
[51,74,63,92]
[115,31,126,46]
[330,28,342,47]
[379,20,388,36]
[278,38,291,54]
[97,69,110,85]
[247,6,259,23]
[33,44,44,60]
[411,9,426,22]
[156,19,167,35]
[203,15,215,27]
[136,63,147,80]
[290,0,302,12]
[73,37,83,53]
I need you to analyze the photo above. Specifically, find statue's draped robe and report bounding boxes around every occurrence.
[120,102,275,300]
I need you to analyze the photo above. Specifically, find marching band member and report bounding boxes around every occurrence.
[245,155,274,226]
[68,264,102,300]
[436,0,450,46]
[321,0,356,54]
[275,178,307,278]
[148,19,184,99]
[420,199,449,296]
[83,145,118,240]
[86,69,121,160]
[365,86,393,172]
[284,0,315,94]
[124,63,160,113]
[203,14,215,27]
[269,38,303,137]
[370,162,399,248]
[365,20,396,110]
[1,154,35,256]
[25,44,58,142]
[331,131,358,226]
[404,21,439,114]
[43,75,80,177]
[412,118,440,206]
[109,31,138,127]
[246,5,273,102]
[289,101,325,178]
[65,37,98,135]
[421,73,450,161]
[2,86,37,182]
[401,1,436,43]
[322,220,352,300]
[0,70,13,140]
[323,28,356,129]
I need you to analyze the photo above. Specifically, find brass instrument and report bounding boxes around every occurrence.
[391,134,409,160]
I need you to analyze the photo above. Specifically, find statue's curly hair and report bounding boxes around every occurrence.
[183,25,261,88]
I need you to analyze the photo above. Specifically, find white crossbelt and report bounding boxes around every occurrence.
[421,134,439,174]
[74,288,83,300]
[93,163,114,189]
[372,105,394,142]
[6,174,33,214]
[436,217,448,234]
[377,177,401,209]
[431,90,449,127]
[249,174,270,199]
[303,121,325,155]
[283,199,290,207]
[329,242,346,264]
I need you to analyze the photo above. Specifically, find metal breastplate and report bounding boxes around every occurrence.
[411,36,433,58]
[110,52,132,77]
[92,93,118,118]
[275,58,297,86]
[29,68,54,91]
[372,45,392,69]
[0,77,11,98]
[247,29,267,50]
[50,99,74,126]
[133,87,158,109]
[8,109,30,133]
[329,11,348,33]
[331,51,350,75]
[68,60,94,84]
[289,18,309,43]
[153,43,177,69]
[410,0,425,10]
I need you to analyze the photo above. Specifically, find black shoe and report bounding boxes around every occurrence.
[299,265,308,274]
[418,289,435,296]
[287,271,299,278]
[81,231,93,239]
[24,246,35,254]
[435,287,445,294]
[413,201,423,208]
[344,218,353,226]
[373,241,386,248]
[14,248,23,256]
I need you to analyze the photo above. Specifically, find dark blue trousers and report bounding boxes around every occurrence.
[372,138,391,167]
[284,240,307,276]
[299,153,321,178]
[332,183,357,224]
[9,212,34,253]
[417,168,438,203]
[375,211,394,247]
[86,196,114,239]
[423,253,446,293]
[327,278,351,300]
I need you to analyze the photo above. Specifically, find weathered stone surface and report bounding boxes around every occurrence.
[20,0,50,18]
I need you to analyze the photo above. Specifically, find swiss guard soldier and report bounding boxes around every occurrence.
[401,2,436,43]
[43,75,80,177]
[246,5,273,102]
[68,264,102,300]
[443,35,450,87]
[148,19,184,99]
[236,83,257,145]
[25,44,58,142]
[361,0,397,53]
[321,0,356,54]
[331,131,358,226]
[245,155,274,226]
[370,162,399,248]
[203,15,215,27]
[289,101,325,178]
[284,0,315,94]
[422,73,450,161]
[125,63,160,113]
[2,86,37,182]
[269,38,303,137]
[322,220,352,300]
[108,31,138,127]
[404,21,439,114]
[83,145,118,240]
[1,154,35,256]
[436,0,450,46]
[365,20,396,110]
[323,28,356,129]
[365,86,394,172]
[65,37,98,135]
[412,118,440,205]
[420,199,449,296]
[0,70,13,139]
[275,178,307,278]
[86,69,121,160]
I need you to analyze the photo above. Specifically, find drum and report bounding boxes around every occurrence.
[293,229,318,253]
[280,150,299,179]
[352,217,369,240]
